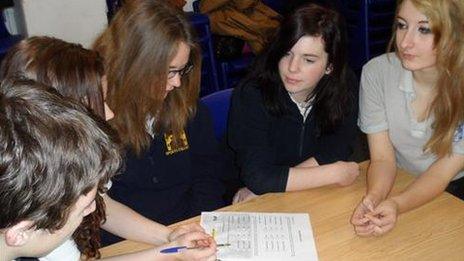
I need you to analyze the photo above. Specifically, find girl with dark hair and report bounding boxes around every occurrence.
[229,4,360,203]
[0,36,217,260]
[93,0,224,243]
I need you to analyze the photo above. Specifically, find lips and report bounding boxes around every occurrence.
[284,76,301,85]
[401,52,416,60]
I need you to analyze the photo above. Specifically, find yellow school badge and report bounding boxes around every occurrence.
[164,130,189,155]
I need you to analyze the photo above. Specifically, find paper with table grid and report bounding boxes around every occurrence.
[200,212,318,261]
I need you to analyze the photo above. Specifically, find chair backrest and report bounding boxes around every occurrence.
[0,12,11,38]
[189,13,220,96]
[342,0,396,72]
[192,0,200,13]
[200,88,233,140]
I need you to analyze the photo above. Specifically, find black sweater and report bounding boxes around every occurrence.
[109,103,225,225]
[228,81,358,194]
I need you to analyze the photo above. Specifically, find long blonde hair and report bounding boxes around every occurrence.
[94,0,201,155]
[390,0,464,157]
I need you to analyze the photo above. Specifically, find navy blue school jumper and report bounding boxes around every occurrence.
[228,79,359,195]
[102,103,225,244]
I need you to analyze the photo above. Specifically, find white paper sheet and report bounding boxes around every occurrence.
[200,212,318,261]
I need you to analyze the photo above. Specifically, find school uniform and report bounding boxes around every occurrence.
[228,78,358,195]
[359,53,464,198]
[107,103,225,227]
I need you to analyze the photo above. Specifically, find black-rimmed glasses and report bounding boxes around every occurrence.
[167,62,194,79]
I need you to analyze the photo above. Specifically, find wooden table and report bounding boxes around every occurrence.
[100,161,464,260]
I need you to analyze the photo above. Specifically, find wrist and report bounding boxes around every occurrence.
[162,226,174,243]
[389,196,402,213]
[365,192,383,206]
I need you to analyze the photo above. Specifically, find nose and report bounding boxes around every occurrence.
[399,29,415,50]
[168,73,182,88]
[288,56,300,73]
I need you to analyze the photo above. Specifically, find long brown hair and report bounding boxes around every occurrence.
[389,0,464,157]
[93,0,201,155]
[0,36,105,118]
[0,36,110,259]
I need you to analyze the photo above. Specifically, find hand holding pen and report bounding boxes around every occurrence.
[161,243,231,253]
[160,231,217,260]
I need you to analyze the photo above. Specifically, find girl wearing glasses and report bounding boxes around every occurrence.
[352,0,464,237]
[0,36,216,260]
[228,4,360,203]
[93,0,224,244]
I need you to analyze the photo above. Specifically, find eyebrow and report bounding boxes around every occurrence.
[169,62,189,69]
[397,16,429,24]
[302,54,320,58]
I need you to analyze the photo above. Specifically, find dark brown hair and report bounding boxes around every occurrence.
[0,36,105,118]
[0,78,121,235]
[0,36,109,258]
[94,0,201,154]
[243,3,352,133]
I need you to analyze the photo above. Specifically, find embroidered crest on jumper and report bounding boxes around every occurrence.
[164,130,189,155]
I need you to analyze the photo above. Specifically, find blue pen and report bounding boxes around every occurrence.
[160,243,230,254]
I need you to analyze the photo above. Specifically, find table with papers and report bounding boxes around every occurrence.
[100,161,464,260]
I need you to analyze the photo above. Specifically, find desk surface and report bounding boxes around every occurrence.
[100,161,464,260]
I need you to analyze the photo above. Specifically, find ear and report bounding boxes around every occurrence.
[325,64,333,75]
[4,220,35,247]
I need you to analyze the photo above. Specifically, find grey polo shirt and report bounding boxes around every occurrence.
[359,53,464,180]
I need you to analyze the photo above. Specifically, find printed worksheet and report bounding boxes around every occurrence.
[200,212,318,261]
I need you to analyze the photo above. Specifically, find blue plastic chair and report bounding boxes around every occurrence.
[0,12,21,62]
[189,13,221,96]
[342,0,396,73]
[201,88,233,140]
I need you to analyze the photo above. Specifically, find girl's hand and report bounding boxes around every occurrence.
[366,198,399,236]
[232,187,258,204]
[351,194,377,237]
[168,231,217,261]
[168,223,205,242]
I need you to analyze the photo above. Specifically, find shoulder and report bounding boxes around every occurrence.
[230,80,267,115]
[190,102,213,125]
[362,53,402,76]
[233,80,262,103]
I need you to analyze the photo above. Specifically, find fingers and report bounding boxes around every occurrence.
[180,231,212,244]
[362,197,375,212]
[351,201,371,225]
[232,191,241,204]
[170,223,205,241]
[351,215,371,226]
[232,187,246,204]
[371,223,395,237]
[354,223,375,237]
[233,187,258,204]
[187,239,217,259]
[183,223,205,232]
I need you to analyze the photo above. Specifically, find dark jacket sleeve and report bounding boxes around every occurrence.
[228,84,289,194]
[188,103,225,215]
[313,70,360,164]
